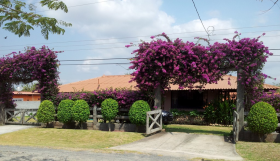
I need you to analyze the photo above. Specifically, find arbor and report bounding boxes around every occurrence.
[0,0,72,39]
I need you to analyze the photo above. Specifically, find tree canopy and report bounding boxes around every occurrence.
[0,0,72,39]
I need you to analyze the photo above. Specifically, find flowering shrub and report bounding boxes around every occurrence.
[255,90,280,112]
[53,87,153,109]
[128,32,273,110]
[0,46,61,108]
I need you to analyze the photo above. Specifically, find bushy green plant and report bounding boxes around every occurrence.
[204,99,235,125]
[129,100,151,125]
[72,100,90,127]
[57,99,74,123]
[247,102,278,135]
[101,98,119,122]
[37,100,55,124]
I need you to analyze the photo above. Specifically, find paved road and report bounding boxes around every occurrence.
[0,145,189,161]
[111,132,243,161]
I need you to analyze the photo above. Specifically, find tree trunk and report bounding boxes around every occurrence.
[154,86,161,109]
[237,69,245,140]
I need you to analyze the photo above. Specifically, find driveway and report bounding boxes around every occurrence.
[110,132,243,160]
[0,125,36,135]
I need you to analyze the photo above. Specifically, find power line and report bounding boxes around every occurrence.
[2,24,280,48]
[60,63,131,65]
[59,61,280,66]
[60,58,132,61]
[191,0,210,40]
[3,29,280,52]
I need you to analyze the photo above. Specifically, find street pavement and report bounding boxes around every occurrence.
[0,145,189,161]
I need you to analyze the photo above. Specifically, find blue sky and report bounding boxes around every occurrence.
[1,0,280,89]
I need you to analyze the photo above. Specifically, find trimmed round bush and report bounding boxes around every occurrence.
[101,98,119,122]
[72,100,90,123]
[247,101,278,135]
[57,99,74,123]
[37,100,55,124]
[129,100,151,125]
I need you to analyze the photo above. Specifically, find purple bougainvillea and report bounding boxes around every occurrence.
[128,32,273,110]
[0,46,61,108]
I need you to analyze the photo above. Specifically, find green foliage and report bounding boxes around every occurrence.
[101,98,119,122]
[37,100,55,123]
[129,100,151,125]
[247,102,278,135]
[21,82,37,92]
[170,109,204,117]
[0,0,72,39]
[57,99,74,123]
[204,99,235,125]
[71,100,90,123]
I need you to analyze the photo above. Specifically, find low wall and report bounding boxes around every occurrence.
[15,101,40,109]
[241,130,280,143]
[44,121,146,133]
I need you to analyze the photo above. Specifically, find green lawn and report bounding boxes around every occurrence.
[236,141,280,161]
[164,124,232,136]
[0,128,145,150]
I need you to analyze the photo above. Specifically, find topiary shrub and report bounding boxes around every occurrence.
[101,98,119,132]
[129,100,151,126]
[72,100,90,129]
[247,101,278,140]
[37,100,55,126]
[57,99,74,124]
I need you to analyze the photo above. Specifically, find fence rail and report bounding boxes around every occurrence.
[4,108,40,125]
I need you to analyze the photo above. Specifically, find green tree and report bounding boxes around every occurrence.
[21,82,37,92]
[0,0,72,39]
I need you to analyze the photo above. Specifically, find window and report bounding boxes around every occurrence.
[12,98,23,102]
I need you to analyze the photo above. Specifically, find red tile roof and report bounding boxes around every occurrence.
[59,75,279,92]
[13,91,40,95]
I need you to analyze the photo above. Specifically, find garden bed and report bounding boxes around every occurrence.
[42,121,146,133]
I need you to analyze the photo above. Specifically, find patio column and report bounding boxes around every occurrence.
[237,69,245,139]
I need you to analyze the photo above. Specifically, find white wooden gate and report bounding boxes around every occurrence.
[146,109,162,134]
[5,109,40,125]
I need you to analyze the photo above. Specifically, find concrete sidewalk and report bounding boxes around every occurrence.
[111,132,243,160]
[0,125,36,135]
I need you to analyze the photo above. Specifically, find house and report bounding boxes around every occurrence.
[12,91,41,102]
[59,75,279,111]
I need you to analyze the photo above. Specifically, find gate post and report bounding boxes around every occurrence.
[0,103,4,125]
[237,69,245,140]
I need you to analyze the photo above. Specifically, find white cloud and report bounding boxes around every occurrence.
[77,56,102,72]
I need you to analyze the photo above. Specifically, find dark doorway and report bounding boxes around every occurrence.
[171,90,204,110]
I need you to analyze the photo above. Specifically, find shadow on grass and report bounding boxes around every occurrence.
[165,127,232,136]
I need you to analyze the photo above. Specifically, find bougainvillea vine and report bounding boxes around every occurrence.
[0,46,61,108]
[127,32,273,110]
